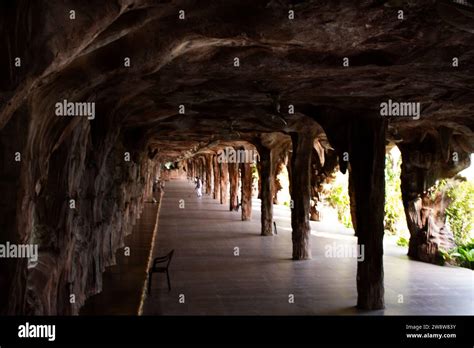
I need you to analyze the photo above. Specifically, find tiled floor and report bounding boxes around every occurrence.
[142,179,474,316]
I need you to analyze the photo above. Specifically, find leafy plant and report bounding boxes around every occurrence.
[444,179,474,245]
[396,236,409,247]
[438,239,474,270]
[438,249,450,266]
[384,150,405,235]
[326,183,352,228]
[451,248,474,269]
[326,148,406,232]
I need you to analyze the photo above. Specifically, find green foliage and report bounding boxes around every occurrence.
[251,163,259,178]
[433,178,474,270]
[325,150,407,234]
[438,249,449,266]
[327,183,352,228]
[444,179,474,245]
[396,236,409,247]
[451,248,474,269]
[439,239,474,270]
[384,151,405,235]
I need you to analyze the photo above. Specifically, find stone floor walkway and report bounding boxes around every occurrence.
[142,179,473,315]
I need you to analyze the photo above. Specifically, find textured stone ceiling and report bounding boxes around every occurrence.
[1,0,474,161]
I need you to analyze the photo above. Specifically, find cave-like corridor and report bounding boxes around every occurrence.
[1,0,474,320]
[141,180,472,315]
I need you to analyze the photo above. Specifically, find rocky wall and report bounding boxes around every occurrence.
[1,108,156,314]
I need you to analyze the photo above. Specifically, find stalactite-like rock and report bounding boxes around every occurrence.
[310,148,338,221]
[272,164,283,205]
[399,134,470,263]
[271,149,288,205]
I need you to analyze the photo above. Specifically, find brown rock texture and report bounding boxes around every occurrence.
[1,0,473,314]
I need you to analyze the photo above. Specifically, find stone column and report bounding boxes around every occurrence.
[348,117,386,310]
[228,160,239,211]
[257,145,274,236]
[286,151,293,197]
[197,157,204,182]
[212,155,220,201]
[220,162,229,205]
[240,160,252,221]
[290,132,314,260]
[205,155,213,195]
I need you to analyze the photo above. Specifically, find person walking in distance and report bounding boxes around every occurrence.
[195,176,202,197]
